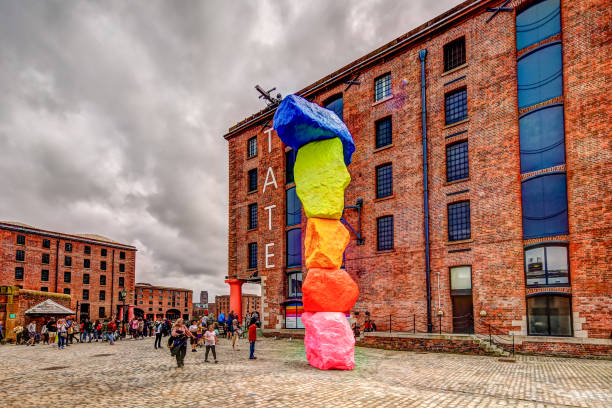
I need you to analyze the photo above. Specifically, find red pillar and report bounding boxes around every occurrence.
[225,279,245,322]
[128,305,135,321]
[119,306,124,322]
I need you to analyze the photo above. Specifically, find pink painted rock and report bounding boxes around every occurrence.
[301,311,355,370]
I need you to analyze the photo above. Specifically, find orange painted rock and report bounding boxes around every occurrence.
[303,268,359,312]
[304,218,350,269]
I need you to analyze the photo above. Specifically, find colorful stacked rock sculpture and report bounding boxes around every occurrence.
[273,94,358,370]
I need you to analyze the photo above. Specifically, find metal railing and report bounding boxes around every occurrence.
[478,320,515,357]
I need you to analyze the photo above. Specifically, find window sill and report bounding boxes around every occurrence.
[443,118,469,129]
[441,63,468,77]
[247,228,258,232]
[15,260,25,263]
[444,178,470,187]
[286,182,296,188]
[372,95,393,107]
[374,144,393,153]
[526,284,571,289]
[375,194,395,202]
[246,154,258,161]
[446,239,473,246]
[247,190,257,195]
[376,248,395,254]
[246,268,257,272]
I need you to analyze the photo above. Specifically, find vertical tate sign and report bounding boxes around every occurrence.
[264,127,277,269]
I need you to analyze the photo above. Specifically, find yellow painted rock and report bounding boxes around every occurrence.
[294,138,350,220]
[305,218,350,269]
[303,268,359,313]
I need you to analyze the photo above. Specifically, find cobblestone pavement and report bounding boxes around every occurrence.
[0,336,610,407]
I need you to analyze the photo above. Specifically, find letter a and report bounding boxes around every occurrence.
[263,167,278,193]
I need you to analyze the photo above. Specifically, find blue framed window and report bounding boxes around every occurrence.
[527,294,571,336]
[525,244,569,286]
[375,116,392,148]
[446,141,469,182]
[286,228,302,268]
[519,104,565,173]
[376,163,393,199]
[521,173,568,239]
[15,267,24,280]
[247,136,257,158]
[377,215,394,251]
[248,242,257,269]
[248,203,258,230]
[516,0,561,50]
[374,73,391,101]
[286,187,301,227]
[445,88,467,125]
[288,272,303,297]
[517,42,563,109]
[324,94,343,121]
[286,149,296,184]
[248,168,257,192]
[444,37,466,72]
[448,201,471,241]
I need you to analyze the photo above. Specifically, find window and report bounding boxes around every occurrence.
[42,253,50,264]
[63,288,70,295]
[375,116,392,149]
[65,243,72,252]
[517,43,562,109]
[288,272,303,297]
[83,273,90,285]
[82,289,89,301]
[374,73,391,101]
[376,163,393,199]
[521,173,568,239]
[286,149,296,184]
[64,272,71,283]
[119,277,124,287]
[377,215,394,251]
[101,248,107,257]
[248,203,258,230]
[525,245,569,286]
[446,141,469,182]
[286,186,301,227]
[247,136,257,158]
[42,239,51,248]
[100,261,107,271]
[448,201,471,241]
[445,88,468,125]
[64,256,71,267]
[248,243,257,269]
[15,267,24,280]
[100,275,106,285]
[99,307,106,318]
[99,290,106,301]
[324,94,343,121]
[516,0,561,50]
[84,259,90,269]
[16,250,25,262]
[120,251,125,259]
[16,234,25,245]
[450,266,472,294]
[248,168,258,192]
[84,245,91,255]
[527,294,571,336]
[444,37,466,72]
[119,263,125,272]
[519,104,565,173]
[41,269,49,282]
[286,228,302,268]
[41,287,48,292]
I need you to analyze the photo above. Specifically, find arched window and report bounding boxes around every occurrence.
[517,42,563,109]
[516,0,561,50]
[521,173,568,238]
[524,244,569,286]
[527,294,572,336]
[324,94,343,121]
[519,104,565,172]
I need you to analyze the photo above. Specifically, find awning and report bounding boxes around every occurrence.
[25,299,76,316]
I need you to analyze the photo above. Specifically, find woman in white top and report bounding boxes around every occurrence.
[188,321,199,353]
[56,319,68,350]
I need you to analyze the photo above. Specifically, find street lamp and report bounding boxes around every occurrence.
[119,289,128,338]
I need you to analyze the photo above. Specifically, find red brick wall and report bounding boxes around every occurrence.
[134,284,193,319]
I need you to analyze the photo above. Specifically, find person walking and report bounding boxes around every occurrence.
[41,322,49,344]
[0,320,4,343]
[47,319,57,346]
[189,320,198,353]
[170,318,194,368]
[137,318,144,339]
[154,319,163,349]
[248,318,257,360]
[94,320,102,342]
[56,319,68,350]
[26,320,37,346]
[130,318,139,339]
[107,319,117,345]
[204,324,218,363]
[232,318,241,351]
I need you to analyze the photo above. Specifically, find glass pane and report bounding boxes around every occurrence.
[549,296,571,336]
[519,105,565,173]
[517,43,563,109]
[286,149,295,184]
[546,246,569,285]
[521,173,568,239]
[525,247,546,285]
[527,296,549,335]
[516,0,561,50]
[286,187,301,226]
[324,95,343,121]
[450,266,472,290]
[286,228,302,268]
[288,272,303,297]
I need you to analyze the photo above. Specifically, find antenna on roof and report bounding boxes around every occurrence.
[255,85,282,106]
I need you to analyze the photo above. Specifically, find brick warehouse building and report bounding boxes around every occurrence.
[134,283,193,321]
[215,294,261,321]
[0,221,136,321]
[223,0,610,354]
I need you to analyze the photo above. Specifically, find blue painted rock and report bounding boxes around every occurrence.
[273,94,355,165]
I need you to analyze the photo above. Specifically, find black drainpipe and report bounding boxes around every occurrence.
[419,49,433,333]
[54,239,60,293]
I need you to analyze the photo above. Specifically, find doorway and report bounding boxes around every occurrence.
[452,295,474,334]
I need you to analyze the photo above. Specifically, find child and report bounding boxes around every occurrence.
[248,318,257,360]
[204,325,218,363]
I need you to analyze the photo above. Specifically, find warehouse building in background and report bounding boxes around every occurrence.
[223,0,610,355]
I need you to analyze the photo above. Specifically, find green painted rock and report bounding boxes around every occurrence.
[294,138,350,219]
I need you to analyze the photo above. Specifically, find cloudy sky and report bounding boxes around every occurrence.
[0,0,462,299]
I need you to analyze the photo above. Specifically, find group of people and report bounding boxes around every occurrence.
[10,317,121,348]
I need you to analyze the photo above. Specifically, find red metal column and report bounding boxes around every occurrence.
[225,279,245,322]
